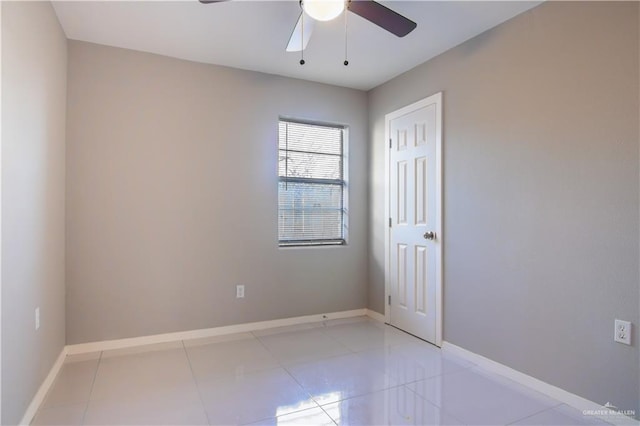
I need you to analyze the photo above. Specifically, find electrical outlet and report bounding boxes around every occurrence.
[614,319,631,345]
[35,307,40,331]
[236,285,245,299]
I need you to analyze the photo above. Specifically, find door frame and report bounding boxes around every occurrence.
[384,92,443,347]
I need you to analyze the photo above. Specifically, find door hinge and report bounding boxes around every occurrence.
[389,138,392,149]
[388,295,391,305]
[388,217,392,228]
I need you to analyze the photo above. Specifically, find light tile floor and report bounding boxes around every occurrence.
[32,316,609,425]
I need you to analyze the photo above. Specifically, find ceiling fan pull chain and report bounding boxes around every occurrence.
[343,3,349,66]
[300,10,306,65]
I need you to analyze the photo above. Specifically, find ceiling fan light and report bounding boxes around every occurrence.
[302,0,345,22]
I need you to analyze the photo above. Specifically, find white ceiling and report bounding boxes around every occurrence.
[52,0,541,91]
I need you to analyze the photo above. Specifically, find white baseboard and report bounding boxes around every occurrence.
[66,308,367,355]
[20,348,67,426]
[365,309,386,323]
[442,342,639,426]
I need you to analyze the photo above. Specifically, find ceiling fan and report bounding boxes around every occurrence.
[198,0,417,53]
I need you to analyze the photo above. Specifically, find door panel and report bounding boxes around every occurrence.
[415,244,427,315]
[415,156,427,226]
[397,161,407,225]
[397,243,407,308]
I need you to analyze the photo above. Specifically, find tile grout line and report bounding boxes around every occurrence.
[250,330,335,424]
[504,403,569,426]
[181,340,213,426]
[277,361,329,422]
[403,381,468,425]
[318,381,410,412]
[250,329,282,367]
[251,321,362,370]
[388,365,476,392]
[317,404,339,426]
[80,350,103,425]
[317,320,361,355]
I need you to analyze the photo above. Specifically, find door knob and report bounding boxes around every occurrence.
[423,231,435,240]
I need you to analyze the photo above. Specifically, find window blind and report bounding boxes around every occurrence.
[278,120,346,246]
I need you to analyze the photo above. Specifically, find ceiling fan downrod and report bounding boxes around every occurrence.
[300,10,305,65]
[343,5,349,66]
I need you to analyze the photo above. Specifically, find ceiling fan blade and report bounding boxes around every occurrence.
[347,0,416,37]
[198,0,228,3]
[286,12,315,52]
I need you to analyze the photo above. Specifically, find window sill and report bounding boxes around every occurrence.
[279,241,346,248]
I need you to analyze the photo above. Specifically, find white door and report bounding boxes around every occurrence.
[386,93,442,345]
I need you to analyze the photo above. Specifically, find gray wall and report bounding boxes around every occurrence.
[1,2,68,424]
[65,41,369,344]
[368,1,639,416]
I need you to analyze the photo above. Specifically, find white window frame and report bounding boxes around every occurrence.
[277,117,349,247]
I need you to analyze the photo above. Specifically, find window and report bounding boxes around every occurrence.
[278,119,347,246]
